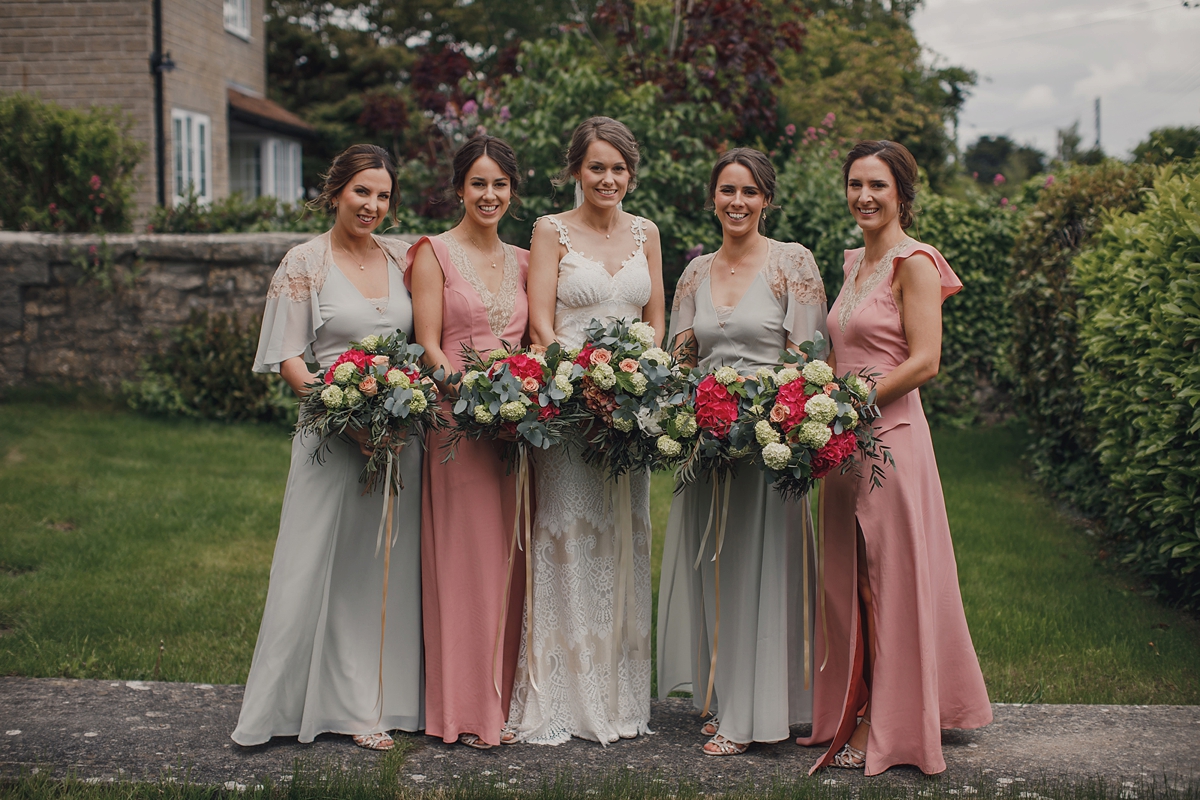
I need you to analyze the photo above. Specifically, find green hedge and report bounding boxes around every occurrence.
[1008,162,1157,515]
[1075,165,1200,608]
[0,93,143,232]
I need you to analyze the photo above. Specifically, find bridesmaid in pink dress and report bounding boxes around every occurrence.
[798,141,992,775]
[406,136,529,749]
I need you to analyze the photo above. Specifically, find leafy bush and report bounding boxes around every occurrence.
[125,311,296,425]
[917,194,1023,423]
[145,189,427,235]
[1008,161,1156,515]
[0,93,143,232]
[1074,167,1200,609]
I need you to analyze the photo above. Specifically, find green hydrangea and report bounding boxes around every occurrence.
[613,415,635,432]
[761,442,792,470]
[554,374,573,399]
[629,321,656,348]
[755,420,781,445]
[845,374,870,400]
[755,367,775,386]
[802,360,834,387]
[627,372,648,396]
[804,394,838,425]
[657,435,682,457]
[333,362,357,384]
[776,367,801,385]
[409,388,428,414]
[714,366,739,386]
[500,400,526,421]
[842,407,859,430]
[359,334,382,351]
[320,385,345,409]
[343,386,364,407]
[749,404,765,416]
[387,369,411,389]
[796,419,832,449]
[473,404,495,424]
[675,413,698,437]
[591,362,617,390]
[556,360,575,379]
[642,347,671,365]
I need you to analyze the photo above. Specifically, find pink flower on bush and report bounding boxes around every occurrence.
[48,203,57,214]
[1044,175,1056,187]
[1000,197,1009,207]
[993,173,1006,186]
[89,175,101,191]
[822,112,836,127]
[94,206,103,215]
[806,126,817,138]
[619,358,639,373]
[462,99,478,116]
[785,123,796,136]
[499,105,511,122]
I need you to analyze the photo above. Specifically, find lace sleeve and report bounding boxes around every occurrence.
[374,234,411,269]
[254,235,329,373]
[768,242,829,353]
[668,253,713,343]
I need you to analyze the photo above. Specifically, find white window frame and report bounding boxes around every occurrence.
[228,135,304,202]
[171,109,213,206]
[223,0,251,40]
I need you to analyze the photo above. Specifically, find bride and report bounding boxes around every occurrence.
[507,116,666,744]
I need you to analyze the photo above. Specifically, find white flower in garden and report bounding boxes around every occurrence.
[675,413,698,437]
[554,374,574,399]
[320,385,345,409]
[359,334,382,351]
[386,368,411,389]
[796,419,832,449]
[842,407,859,430]
[629,321,656,348]
[591,362,617,390]
[409,388,428,414]
[627,372,648,396]
[473,405,495,424]
[805,394,839,426]
[614,415,635,432]
[500,401,526,421]
[714,366,739,386]
[802,360,834,387]
[642,347,671,365]
[343,386,363,407]
[755,420,781,446]
[333,362,357,384]
[761,442,792,470]
[657,436,682,457]
[845,374,870,400]
[776,367,801,385]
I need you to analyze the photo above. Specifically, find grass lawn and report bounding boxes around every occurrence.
[1,398,1198,702]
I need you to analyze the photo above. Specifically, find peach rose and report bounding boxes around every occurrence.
[619,358,639,373]
[522,376,540,393]
[736,375,746,383]
[529,343,548,355]
[769,404,790,424]
[590,348,612,366]
[359,375,379,397]
[823,382,838,396]
[371,355,389,368]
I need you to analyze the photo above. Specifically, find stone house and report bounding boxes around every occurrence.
[0,0,314,216]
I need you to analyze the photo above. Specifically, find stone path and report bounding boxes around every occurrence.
[1,678,1197,791]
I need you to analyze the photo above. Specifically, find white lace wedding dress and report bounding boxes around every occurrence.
[506,214,654,744]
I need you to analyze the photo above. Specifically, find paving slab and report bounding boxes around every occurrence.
[0,677,1197,791]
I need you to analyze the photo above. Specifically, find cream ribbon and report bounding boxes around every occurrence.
[605,472,637,721]
[372,449,398,724]
[817,479,830,673]
[693,472,732,719]
[493,447,536,697]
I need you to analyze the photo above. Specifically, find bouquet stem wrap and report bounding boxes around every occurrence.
[493,447,536,698]
[605,472,637,722]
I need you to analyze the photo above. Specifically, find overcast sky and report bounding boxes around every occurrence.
[910,0,1200,158]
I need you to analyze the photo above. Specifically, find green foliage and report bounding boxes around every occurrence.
[1008,161,1157,515]
[916,194,1023,423]
[125,310,296,426]
[1074,167,1200,609]
[0,93,143,232]
[145,189,426,234]
[1132,125,1200,165]
[964,135,1047,188]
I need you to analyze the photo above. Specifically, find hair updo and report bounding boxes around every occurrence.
[554,116,641,192]
[312,144,399,223]
[450,135,523,212]
[841,140,920,230]
[705,147,780,234]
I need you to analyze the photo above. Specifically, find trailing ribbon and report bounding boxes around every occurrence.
[606,472,637,721]
[802,490,811,690]
[372,448,398,725]
[817,479,829,673]
[493,447,536,698]
[694,472,732,719]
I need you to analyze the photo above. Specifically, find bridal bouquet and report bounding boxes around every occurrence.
[571,318,684,479]
[747,337,892,501]
[298,330,445,493]
[657,362,761,486]
[448,343,585,465]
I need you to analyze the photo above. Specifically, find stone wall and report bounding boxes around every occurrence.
[0,232,417,389]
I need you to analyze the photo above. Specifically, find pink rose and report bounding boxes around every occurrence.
[770,404,790,424]
[89,174,102,191]
[359,376,378,396]
[619,358,639,373]
[823,382,838,395]
[371,355,389,367]
[590,348,612,366]
[522,376,540,393]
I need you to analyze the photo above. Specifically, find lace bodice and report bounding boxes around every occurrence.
[543,215,653,349]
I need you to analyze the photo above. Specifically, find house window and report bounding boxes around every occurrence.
[172,109,212,205]
[224,0,250,39]
[229,139,261,198]
[228,136,304,202]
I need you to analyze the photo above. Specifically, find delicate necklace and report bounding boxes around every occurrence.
[333,234,375,270]
[581,215,619,240]
[463,231,502,269]
[721,238,764,275]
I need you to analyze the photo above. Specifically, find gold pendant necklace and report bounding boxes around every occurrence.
[465,232,501,269]
[723,239,763,275]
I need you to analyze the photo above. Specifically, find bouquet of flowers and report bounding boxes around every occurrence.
[655,363,761,487]
[746,337,892,501]
[298,330,445,493]
[570,318,683,479]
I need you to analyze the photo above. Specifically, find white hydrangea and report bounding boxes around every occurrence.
[500,401,527,421]
[386,369,411,389]
[343,386,364,407]
[409,388,428,414]
[627,372,648,396]
[565,347,582,361]
[554,374,574,399]
[642,347,671,365]
[675,413,698,437]
[320,385,345,409]
[845,374,870,400]
[749,404,765,416]
[556,360,575,379]
[776,367,801,385]
[761,442,792,471]
[805,394,839,426]
[802,359,835,387]
[462,370,481,388]
[591,362,617,390]
[755,420,781,446]
[714,366,739,386]
[796,419,832,449]
[629,321,656,348]
[842,406,859,430]
[657,435,682,457]
[636,407,667,436]
[529,351,547,366]
[333,362,357,384]
[359,334,382,351]
[473,404,495,424]
[613,415,636,432]
[755,367,775,386]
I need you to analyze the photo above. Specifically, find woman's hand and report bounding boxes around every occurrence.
[345,425,375,458]
[280,357,318,397]
[872,252,943,407]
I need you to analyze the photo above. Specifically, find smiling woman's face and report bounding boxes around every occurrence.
[845,155,900,234]
[575,139,630,210]
[457,154,512,229]
[332,167,393,239]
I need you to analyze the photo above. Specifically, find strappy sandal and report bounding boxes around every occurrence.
[500,725,518,745]
[830,719,869,769]
[458,733,493,750]
[352,732,395,751]
[700,716,720,736]
[702,734,749,756]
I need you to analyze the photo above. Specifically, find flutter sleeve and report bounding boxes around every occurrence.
[668,253,713,345]
[772,242,830,357]
[904,241,962,302]
[253,234,330,373]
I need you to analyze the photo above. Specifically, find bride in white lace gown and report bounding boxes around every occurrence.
[511,117,666,744]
